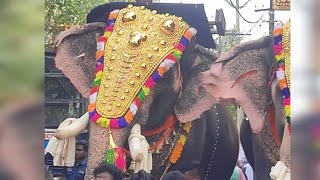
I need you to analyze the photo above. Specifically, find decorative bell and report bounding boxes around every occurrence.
[164,139,170,146]
[129,161,136,170]
[154,148,161,154]
[172,130,177,136]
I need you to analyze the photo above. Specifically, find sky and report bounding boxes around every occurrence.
[159,0,290,42]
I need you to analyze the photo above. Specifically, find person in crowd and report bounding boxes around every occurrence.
[162,171,186,180]
[93,163,124,180]
[65,140,88,180]
[238,144,254,180]
[128,169,155,180]
[230,166,246,180]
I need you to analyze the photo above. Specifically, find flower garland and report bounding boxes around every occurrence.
[274,22,290,133]
[88,7,197,129]
[169,122,192,164]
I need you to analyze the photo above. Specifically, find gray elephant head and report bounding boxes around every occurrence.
[199,36,283,134]
[54,17,217,178]
[199,34,292,178]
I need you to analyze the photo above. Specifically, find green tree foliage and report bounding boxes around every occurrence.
[0,0,43,102]
[45,0,109,51]
[45,0,160,51]
[216,27,243,54]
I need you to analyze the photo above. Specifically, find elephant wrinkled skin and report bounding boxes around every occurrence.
[54,22,239,179]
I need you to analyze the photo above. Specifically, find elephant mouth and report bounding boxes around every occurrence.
[218,98,237,105]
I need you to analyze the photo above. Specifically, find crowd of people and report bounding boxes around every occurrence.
[45,139,254,180]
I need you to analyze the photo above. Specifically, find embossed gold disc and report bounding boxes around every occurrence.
[96,6,189,118]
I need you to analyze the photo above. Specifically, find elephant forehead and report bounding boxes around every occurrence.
[95,6,189,118]
[224,50,268,81]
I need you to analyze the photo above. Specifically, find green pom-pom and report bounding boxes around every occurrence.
[173,51,181,60]
[138,90,145,102]
[92,79,101,87]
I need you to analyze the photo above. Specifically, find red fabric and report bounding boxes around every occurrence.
[273,44,283,54]
[278,64,285,70]
[95,65,103,73]
[145,78,155,88]
[90,86,99,94]
[134,98,141,108]
[98,36,107,42]
[165,54,177,62]
[106,25,114,32]
[175,44,185,52]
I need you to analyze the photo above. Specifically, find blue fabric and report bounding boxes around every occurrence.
[282,87,290,98]
[274,35,282,45]
[151,71,160,83]
[179,36,189,47]
[97,56,104,64]
[118,117,128,128]
[106,19,115,26]
[65,160,87,180]
[89,110,97,119]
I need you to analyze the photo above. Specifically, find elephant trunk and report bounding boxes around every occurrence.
[86,123,129,179]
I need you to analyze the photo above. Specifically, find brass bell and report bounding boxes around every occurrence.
[164,139,170,146]
[154,148,161,154]
[172,130,177,136]
[129,161,136,170]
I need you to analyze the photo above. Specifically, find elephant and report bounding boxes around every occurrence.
[52,4,239,180]
[199,34,291,180]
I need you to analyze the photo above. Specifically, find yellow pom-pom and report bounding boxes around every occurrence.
[96,71,103,79]
[183,122,192,133]
[142,86,150,96]
[97,118,110,128]
[180,135,186,144]
[284,106,290,116]
[275,53,284,61]
[97,118,104,126]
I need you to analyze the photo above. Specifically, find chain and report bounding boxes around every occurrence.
[204,105,220,180]
[159,127,182,166]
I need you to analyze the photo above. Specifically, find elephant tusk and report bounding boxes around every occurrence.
[128,124,152,173]
[128,124,144,162]
[54,112,89,140]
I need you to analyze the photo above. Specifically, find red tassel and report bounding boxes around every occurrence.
[114,147,126,171]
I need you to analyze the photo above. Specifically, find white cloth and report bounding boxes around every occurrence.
[128,124,152,173]
[270,161,290,180]
[45,118,76,167]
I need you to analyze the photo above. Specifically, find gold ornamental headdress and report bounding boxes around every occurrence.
[88,5,197,129]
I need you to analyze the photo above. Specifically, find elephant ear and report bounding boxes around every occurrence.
[54,22,106,98]
[174,42,217,123]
